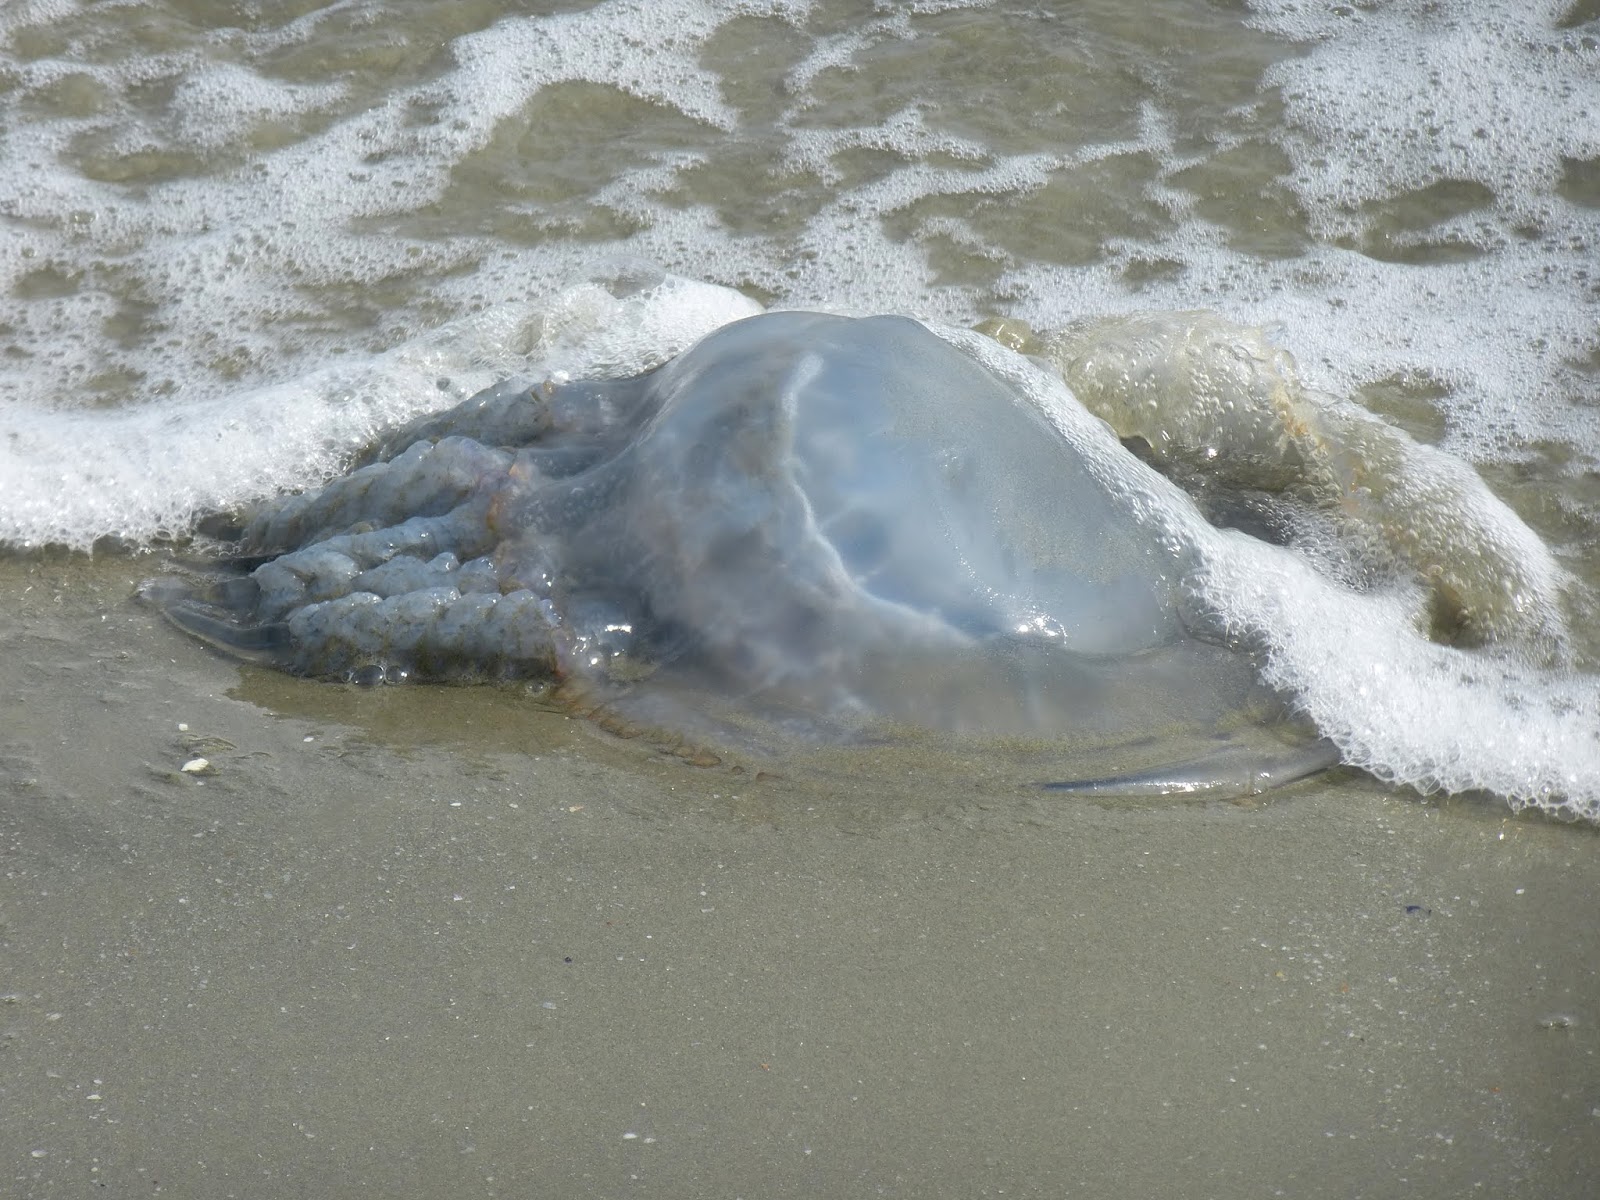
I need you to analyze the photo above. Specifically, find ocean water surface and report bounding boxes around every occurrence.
[4,0,1598,813]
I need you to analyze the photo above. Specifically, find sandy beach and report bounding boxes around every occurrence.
[2,551,1596,1198]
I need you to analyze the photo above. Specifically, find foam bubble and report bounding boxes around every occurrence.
[1197,540,1600,820]
[529,265,765,377]
[1248,0,1600,222]
[954,327,1600,818]
[0,273,759,550]
[0,0,813,420]
[169,62,347,152]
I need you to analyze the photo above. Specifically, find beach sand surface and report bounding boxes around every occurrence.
[3,554,1597,1198]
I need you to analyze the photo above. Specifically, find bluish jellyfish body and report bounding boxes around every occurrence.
[149,312,1335,793]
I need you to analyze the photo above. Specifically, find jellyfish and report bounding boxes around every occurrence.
[144,311,1339,794]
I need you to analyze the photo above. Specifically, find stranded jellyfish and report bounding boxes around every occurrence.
[146,311,1342,794]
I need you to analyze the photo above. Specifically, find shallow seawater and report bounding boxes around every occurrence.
[3,0,1599,812]
[3,0,1600,1193]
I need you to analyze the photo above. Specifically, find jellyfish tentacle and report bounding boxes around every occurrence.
[284,585,561,682]
[362,374,659,465]
[248,503,496,621]
[359,378,550,465]
[491,444,638,541]
[244,437,513,554]
[1041,737,1341,797]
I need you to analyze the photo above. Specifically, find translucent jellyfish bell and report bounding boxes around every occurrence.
[147,311,1336,794]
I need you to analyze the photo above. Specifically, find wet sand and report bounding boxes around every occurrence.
[3,554,1597,1199]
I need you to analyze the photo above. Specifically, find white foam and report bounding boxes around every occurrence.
[1248,0,1600,219]
[1198,540,1600,819]
[0,275,759,549]
[0,0,76,39]
[955,328,1600,818]
[0,0,813,420]
[780,0,993,100]
[169,63,347,152]
[529,267,765,378]
[971,4,1600,469]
